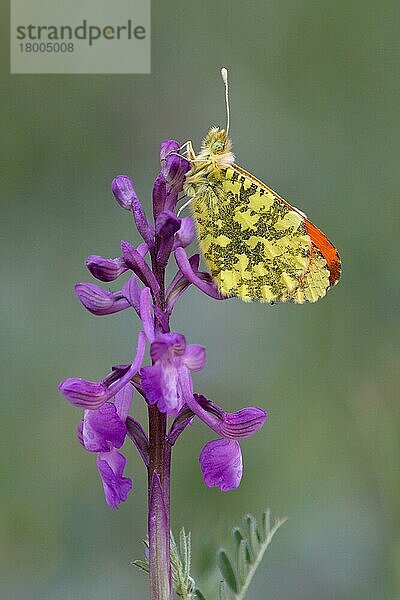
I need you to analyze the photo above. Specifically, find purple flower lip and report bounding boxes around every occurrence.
[159,139,191,189]
[78,384,133,453]
[199,439,243,492]
[97,448,132,509]
[158,139,191,215]
[80,403,127,452]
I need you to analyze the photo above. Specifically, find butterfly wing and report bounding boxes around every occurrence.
[191,165,308,302]
[191,164,340,303]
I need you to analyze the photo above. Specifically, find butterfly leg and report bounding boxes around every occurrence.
[176,197,193,216]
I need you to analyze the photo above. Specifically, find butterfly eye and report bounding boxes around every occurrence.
[211,141,224,153]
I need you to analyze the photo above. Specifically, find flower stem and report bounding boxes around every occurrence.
[148,405,172,600]
[148,243,172,599]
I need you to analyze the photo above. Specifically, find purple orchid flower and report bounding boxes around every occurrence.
[141,332,206,416]
[59,139,268,599]
[77,384,134,508]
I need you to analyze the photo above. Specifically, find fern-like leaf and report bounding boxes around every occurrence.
[131,559,149,574]
[217,509,287,600]
[170,528,196,599]
[132,529,196,599]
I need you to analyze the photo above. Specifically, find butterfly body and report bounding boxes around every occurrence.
[183,127,341,304]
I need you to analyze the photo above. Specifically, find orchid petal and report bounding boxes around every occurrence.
[219,407,268,439]
[152,171,167,220]
[149,333,186,362]
[162,154,191,191]
[139,287,155,342]
[183,344,206,371]
[82,403,126,452]
[160,139,180,161]
[60,378,108,410]
[166,254,201,312]
[173,217,195,250]
[75,283,129,316]
[156,211,181,267]
[97,448,132,509]
[112,175,154,246]
[141,362,183,416]
[121,240,160,297]
[111,175,137,210]
[179,370,267,439]
[86,255,128,282]
[199,439,243,491]
[174,248,226,300]
[114,383,133,422]
[122,274,142,314]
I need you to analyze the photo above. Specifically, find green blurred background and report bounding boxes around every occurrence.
[1,1,399,598]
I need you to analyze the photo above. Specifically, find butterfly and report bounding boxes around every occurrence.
[181,68,341,304]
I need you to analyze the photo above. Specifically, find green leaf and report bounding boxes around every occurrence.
[232,527,244,549]
[170,527,196,598]
[218,581,229,600]
[262,509,271,541]
[182,528,192,581]
[213,510,287,600]
[237,539,250,586]
[244,514,260,560]
[131,559,149,574]
[218,549,239,593]
[194,590,207,600]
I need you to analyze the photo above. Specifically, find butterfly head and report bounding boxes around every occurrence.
[198,127,235,166]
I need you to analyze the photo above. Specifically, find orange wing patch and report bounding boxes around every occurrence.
[303,220,341,286]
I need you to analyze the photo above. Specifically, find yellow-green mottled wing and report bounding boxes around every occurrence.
[282,247,331,303]
[191,165,315,303]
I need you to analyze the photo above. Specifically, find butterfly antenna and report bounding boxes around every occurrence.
[221,67,230,136]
